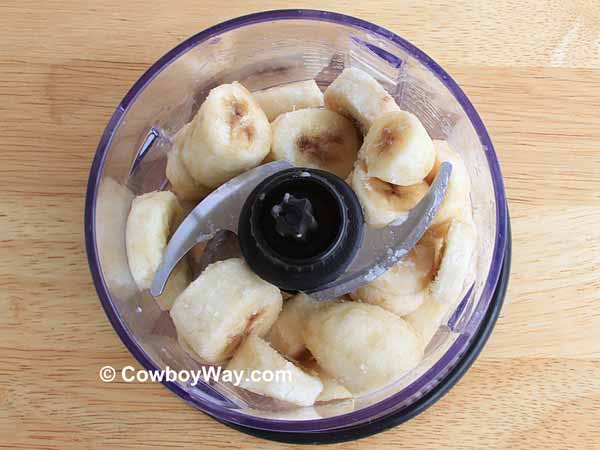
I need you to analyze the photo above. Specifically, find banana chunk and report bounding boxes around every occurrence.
[405,219,476,344]
[302,360,352,402]
[426,140,472,225]
[430,218,477,305]
[324,67,400,133]
[404,296,452,349]
[350,231,444,316]
[170,258,282,364]
[252,79,324,122]
[166,123,212,202]
[268,293,323,360]
[303,302,424,394]
[271,108,360,178]
[126,191,192,310]
[316,372,353,403]
[350,160,429,228]
[359,110,435,186]
[226,335,323,407]
[96,178,136,301]
[181,82,271,188]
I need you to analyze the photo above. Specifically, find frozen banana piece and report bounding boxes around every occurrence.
[182,82,271,188]
[430,218,477,305]
[360,110,435,186]
[303,302,424,394]
[404,296,452,349]
[125,190,192,310]
[226,335,323,407]
[350,160,429,228]
[170,258,282,364]
[406,219,477,346]
[268,293,323,360]
[426,140,472,225]
[166,123,211,202]
[271,108,360,178]
[302,360,352,402]
[350,231,444,316]
[252,79,324,121]
[324,67,400,133]
[316,372,353,403]
[96,177,136,301]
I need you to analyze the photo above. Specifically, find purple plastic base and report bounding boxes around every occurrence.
[85,9,509,436]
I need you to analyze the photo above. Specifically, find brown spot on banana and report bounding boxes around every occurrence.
[228,98,249,126]
[296,133,344,163]
[379,127,395,148]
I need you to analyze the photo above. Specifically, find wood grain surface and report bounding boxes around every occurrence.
[1,0,599,448]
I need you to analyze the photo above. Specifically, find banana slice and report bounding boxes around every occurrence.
[426,140,472,225]
[404,296,452,349]
[126,191,192,310]
[303,302,424,394]
[324,67,400,133]
[316,372,353,402]
[166,123,212,202]
[226,335,323,407]
[96,178,136,301]
[359,110,435,186]
[181,82,271,188]
[270,108,360,178]
[350,230,444,316]
[405,218,476,345]
[268,293,323,360]
[302,360,352,402]
[170,258,282,364]
[350,160,429,228]
[430,218,477,305]
[126,191,182,289]
[252,79,324,122]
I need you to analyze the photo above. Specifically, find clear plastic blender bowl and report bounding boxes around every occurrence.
[85,9,509,441]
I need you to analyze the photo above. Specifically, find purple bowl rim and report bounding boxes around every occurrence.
[84,9,508,433]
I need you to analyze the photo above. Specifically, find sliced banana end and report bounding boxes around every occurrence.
[351,160,429,228]
[316,373,353,402]
[270,108,360,178]
[182,82,272,188]
[350,234,441,316]
[226,335,323,407]
[166,123,212,202]
[125,190,192,311]
[405,217,477,346]
[126,190,182,290]
[360,110,435,186]
[427,140,473,225]
[302,360,353,402]
[252,79,324,122]
[430,218,477,305]
[268,293,322,360]
[404,297,450,348]
[324,67,400,133]
[170,258,282,364]
[303,301,424,395]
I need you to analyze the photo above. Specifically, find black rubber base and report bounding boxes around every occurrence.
[219,215,512,444]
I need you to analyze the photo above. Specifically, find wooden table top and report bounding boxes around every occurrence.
[2,1,599,448]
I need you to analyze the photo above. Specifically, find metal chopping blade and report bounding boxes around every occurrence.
[151,160,452,300]
[150,160,293,297]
